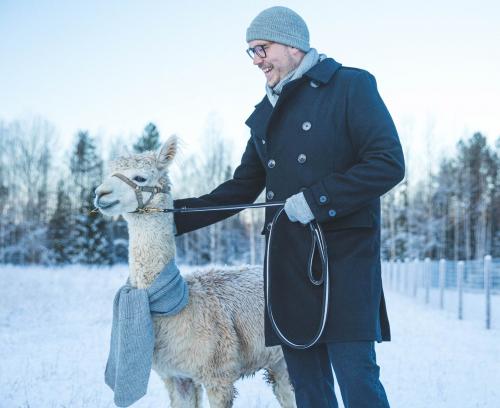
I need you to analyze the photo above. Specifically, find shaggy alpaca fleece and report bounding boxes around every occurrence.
[95,137,296,407]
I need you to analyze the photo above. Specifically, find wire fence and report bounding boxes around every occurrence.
[382,256,500,330]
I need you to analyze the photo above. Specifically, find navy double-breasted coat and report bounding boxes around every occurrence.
[174,58,405,346]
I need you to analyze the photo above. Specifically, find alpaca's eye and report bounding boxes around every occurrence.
[133,176,147,183]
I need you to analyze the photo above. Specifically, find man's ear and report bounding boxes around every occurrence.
[288,46,305,58]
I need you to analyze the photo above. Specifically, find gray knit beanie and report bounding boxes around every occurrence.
[246,6,310,52]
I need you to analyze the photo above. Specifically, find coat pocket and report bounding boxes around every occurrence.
[260,208,376,235]
[320,207,375,231]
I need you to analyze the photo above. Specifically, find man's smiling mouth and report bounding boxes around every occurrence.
[260,64,273,75]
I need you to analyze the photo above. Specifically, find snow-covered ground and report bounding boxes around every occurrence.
[1,265,499,408]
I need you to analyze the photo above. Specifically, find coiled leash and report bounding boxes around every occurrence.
[159,202,330,350]
[93,173,330,349]
[266,207,330,349]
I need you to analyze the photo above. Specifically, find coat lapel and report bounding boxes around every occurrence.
[245,96,273,141]
[246,78,306,141]
[244,58,342,141]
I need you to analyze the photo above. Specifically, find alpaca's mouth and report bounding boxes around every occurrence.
[97,199,120,210]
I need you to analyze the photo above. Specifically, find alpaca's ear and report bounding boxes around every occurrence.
[157,135,178,168]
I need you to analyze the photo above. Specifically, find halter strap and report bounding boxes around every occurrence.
[112,173,170,210]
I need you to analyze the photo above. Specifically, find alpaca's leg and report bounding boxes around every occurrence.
[266,358,297,408]
[192,381,203,407]
[163,376,203,408]
[205,382,236,408]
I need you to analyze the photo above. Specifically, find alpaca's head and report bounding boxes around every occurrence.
[94,135,177,217]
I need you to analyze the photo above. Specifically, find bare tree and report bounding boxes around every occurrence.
[0,117,57,263]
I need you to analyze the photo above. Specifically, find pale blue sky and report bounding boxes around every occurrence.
[1,0,499,166]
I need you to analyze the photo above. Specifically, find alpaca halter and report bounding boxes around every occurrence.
[112,173,171,212]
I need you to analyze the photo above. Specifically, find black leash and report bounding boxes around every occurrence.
[93,198,330,349]
[132,201,286,213]
[158,201,330,349]
[266,207,330,349]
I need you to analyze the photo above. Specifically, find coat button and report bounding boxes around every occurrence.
[267,159,276,168]
[297,154,307,164]
[266,222,272,231]
[302,121,312,131]
[266,190,274,200]
[310,80,320,88]
[328,209,337,217]
[319,195,327,203]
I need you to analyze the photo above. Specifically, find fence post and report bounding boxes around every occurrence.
[399,258,403,293]
[399,259,404,292]
[457,261,464,320]
[395,259,399,292]
[392,259,396,291]
[412,258,418,297]
[424,258,431,304]
[439,258,446,309]
[389,260,393,289]
[404,257,410,294]
[396,259,403,292]
[484,255,492,330]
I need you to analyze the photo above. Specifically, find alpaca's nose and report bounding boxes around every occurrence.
[96,190,111,200]
[95,185,109,198]
[96,191,111,198]
[94,187,114,209]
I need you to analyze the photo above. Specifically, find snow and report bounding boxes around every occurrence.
[1,265,499,408]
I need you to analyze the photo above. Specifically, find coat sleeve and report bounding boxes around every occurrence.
[303,71,405,223]
[174,137,266,235]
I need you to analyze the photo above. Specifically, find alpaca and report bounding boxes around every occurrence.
[94,135,296,408]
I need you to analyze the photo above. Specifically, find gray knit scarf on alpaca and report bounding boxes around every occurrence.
[265,48,327,107]
[105,259,188,407]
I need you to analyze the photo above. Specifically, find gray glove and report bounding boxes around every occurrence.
[284,192,315,224]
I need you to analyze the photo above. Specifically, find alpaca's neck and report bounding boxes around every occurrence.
[124,212,176,288]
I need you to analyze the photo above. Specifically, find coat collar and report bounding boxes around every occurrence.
[245,58,342,131]
[303,57,342,84]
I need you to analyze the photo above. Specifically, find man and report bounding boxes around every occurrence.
[174,6,404,408]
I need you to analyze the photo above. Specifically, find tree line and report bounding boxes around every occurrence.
[0,117,498,266]
[0,118,264,265]
[381,132,499,260]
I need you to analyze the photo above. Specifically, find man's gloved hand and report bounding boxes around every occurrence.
[284,192,315,224]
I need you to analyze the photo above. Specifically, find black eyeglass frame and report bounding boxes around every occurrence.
[246,43,272,59]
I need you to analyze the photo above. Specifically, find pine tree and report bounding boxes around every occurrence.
[109,216,129,264]
[69,131,113,265]
[47,180,73,264]
[492,137,500,257]
[133,122,161,153]
[456,133,498,258]
[432,158,458,259]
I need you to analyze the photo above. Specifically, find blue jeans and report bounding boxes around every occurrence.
[281,341,390,408]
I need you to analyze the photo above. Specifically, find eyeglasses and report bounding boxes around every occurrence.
[246,43,272,59]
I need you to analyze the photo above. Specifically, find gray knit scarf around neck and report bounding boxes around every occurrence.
[265,48,327,107]
[105,259,189,407]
